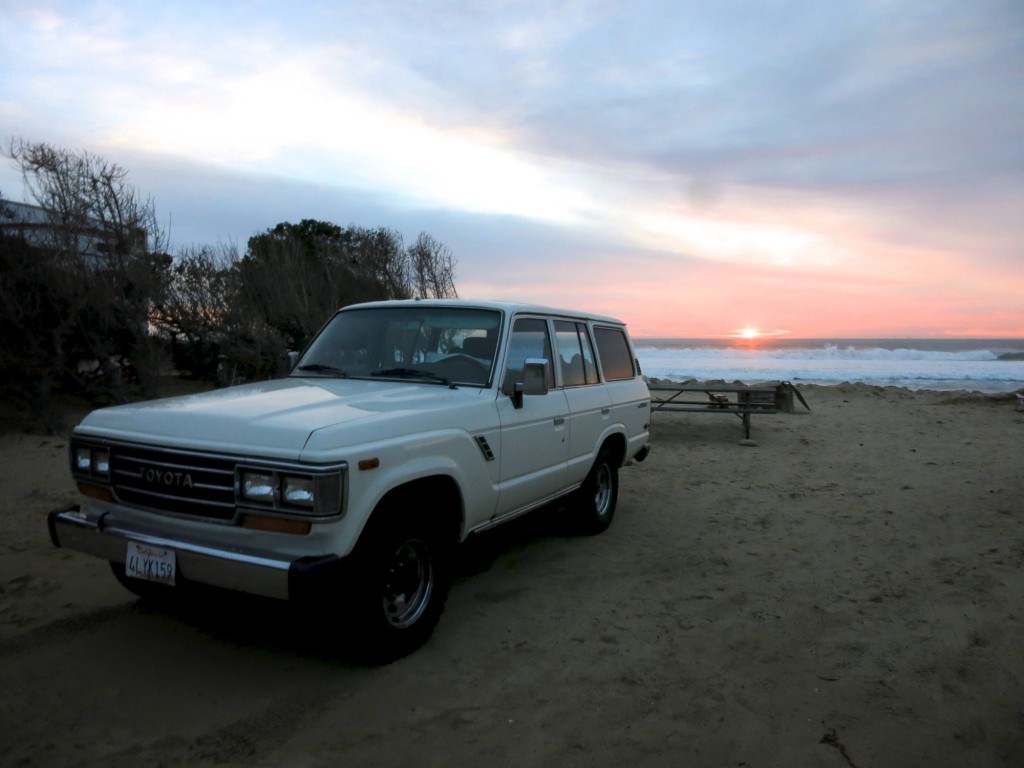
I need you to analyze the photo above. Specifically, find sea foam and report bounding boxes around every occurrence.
[634,340,1024,393]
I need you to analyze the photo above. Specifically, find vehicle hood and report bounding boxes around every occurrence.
[74,377,487,460]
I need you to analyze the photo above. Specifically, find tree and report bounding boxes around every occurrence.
[1,139,170,413]
[8,138,166,258]
[2,139,463,401]
[223,220,459,379]
[408,232,458,300]
[151,244,237,379]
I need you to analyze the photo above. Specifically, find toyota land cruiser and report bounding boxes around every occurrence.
[49,299,651,660]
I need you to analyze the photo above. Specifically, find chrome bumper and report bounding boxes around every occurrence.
[48,506,339,601]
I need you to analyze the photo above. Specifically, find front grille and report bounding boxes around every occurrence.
[110,445,237,521]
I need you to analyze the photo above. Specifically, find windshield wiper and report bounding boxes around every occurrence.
[371,367,455,388]
[294,363,350,377]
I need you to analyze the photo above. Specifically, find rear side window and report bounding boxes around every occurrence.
[554,320,598,387]
[594,326,635,381]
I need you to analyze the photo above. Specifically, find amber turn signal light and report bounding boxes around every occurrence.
[77,482,114,502]
[241,514,312,535]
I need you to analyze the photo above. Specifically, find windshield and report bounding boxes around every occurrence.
[293,306,502,387]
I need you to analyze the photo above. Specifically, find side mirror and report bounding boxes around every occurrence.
[512,358,549,409]
[286,350,299,371]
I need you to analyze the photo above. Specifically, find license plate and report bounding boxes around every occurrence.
[125,541,176,586]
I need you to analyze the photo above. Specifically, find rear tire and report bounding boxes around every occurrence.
[347,508,452,663]
[573,448,619,535]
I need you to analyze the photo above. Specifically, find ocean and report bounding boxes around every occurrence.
[634,338,1024,394]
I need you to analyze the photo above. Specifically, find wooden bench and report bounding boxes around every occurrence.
[647,383,784,439]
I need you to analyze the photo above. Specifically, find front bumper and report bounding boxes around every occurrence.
[48,506,339,601]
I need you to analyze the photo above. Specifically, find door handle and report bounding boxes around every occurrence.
[553,417,565,426]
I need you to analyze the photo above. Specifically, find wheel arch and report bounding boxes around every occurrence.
[599,430,627,467]
[362,475,464,544]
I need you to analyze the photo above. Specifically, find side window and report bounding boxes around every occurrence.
[554,320,598,387]
[594,326,635,381]
[502,317,555,394]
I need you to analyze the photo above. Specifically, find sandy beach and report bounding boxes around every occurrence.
[1,382,1021,767]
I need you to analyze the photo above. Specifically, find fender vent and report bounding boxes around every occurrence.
[474,435,495,462]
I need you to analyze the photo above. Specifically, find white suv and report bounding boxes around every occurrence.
[50,300,651,660]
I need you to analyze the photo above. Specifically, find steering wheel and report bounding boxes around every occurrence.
[434,354,490,383]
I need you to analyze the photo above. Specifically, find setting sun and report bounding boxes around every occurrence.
[728,328,792,339]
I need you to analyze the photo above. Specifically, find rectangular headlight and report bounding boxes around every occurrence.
[240,471,276,503]
[282,475,314,507]
[93,449,110,476]
[73,447,92,473]
[283,474,342,516]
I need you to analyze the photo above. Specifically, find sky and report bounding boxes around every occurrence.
[1,1,1022,338]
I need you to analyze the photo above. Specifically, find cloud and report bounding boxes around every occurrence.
[1,0,1022,337]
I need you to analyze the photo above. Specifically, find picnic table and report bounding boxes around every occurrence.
[647,382,808,439]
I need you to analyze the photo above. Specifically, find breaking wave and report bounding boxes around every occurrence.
[635,341,1024,393]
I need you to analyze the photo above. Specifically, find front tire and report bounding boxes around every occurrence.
[347,509,451,663]
[573,448,619,534]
